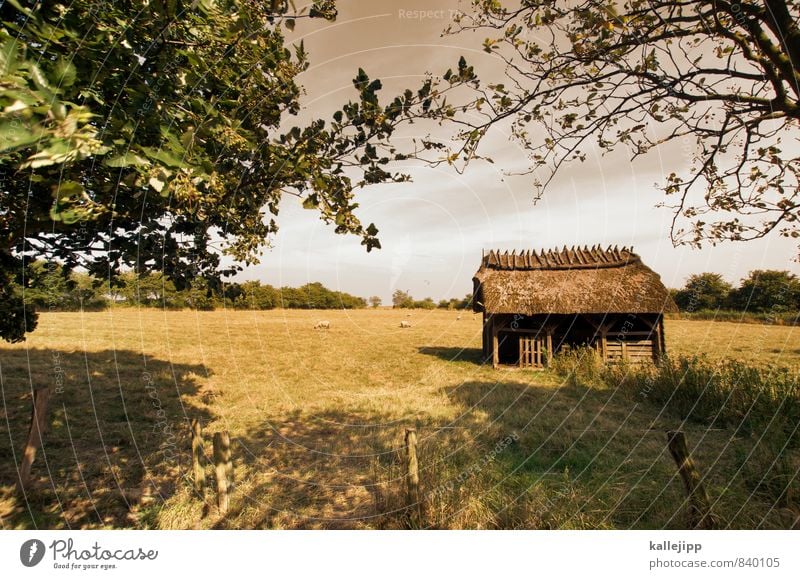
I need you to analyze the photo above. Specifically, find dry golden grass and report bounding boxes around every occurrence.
[667,318,800,368]
[1,310,798,529]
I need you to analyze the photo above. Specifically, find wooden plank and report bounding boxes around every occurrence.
[528,336,532,368]
[526,337,531,367]
[528,337,533,368]
[601,330,608,361]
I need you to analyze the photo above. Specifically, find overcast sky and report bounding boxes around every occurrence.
[236,0,800,303]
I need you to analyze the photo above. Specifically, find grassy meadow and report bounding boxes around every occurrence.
[1,309,798,529]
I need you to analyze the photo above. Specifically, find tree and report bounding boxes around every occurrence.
[673,273,732,311]
[392,289,414,308]
[456,292,473,310]
[61,271,107,311]
[13,260,108,311]
[183,277,216,311]
[117,271,183,308]
[274,281,364,309]
[728,270,800,312]
[279,286,302,308]
[424,1,800,247]
[336,291,367,309]
[1,0,424,342]
[240,281,278,310]
[21,261,70,310]
[368,295,382,308]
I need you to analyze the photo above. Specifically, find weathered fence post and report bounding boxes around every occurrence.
[404,427,420,522]
[666,430,716,529]
[191,419,205,493]
[16,386,51,494]
[213,431,232,515]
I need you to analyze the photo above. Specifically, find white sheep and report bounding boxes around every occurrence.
[399,321,412,328]
[314,320,331,329]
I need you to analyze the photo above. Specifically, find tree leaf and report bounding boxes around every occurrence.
[142,147,187,169]
[105,152,150,167]
[0,38,18,75]
[51,58,77,88]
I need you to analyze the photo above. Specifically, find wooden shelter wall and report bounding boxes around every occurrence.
[482,313,663,368]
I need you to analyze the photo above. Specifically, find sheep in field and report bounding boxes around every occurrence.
[314,320,331,329]
[399,321,412,328]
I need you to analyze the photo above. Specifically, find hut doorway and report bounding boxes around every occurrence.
[497,331,520,366]
[496,331,548,369]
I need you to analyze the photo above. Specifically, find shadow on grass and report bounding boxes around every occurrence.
[44,371,793,530]
[443,380,800,529]
[0,347,213,529]
[417,346,485,365]
[201,408,432,530]
[187,380,657,529]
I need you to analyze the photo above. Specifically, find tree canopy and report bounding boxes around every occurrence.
[671,269,800,313]
[0,0,422,341]
[673,272,733,311]
[728,269,800,312]
[423,0,800,246]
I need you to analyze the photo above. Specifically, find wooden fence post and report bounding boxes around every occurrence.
[213,431,232,515]
[16,387,51,494]
[666,430,716,529]
[191,419,205,494]
[404,427,420,522]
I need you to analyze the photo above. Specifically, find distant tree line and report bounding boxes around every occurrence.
[392,289,473,310]
[12,262,367,311]
[671,271,800,314]
[239,281,366,310]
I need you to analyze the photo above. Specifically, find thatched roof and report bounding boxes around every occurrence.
[473,246,677,315]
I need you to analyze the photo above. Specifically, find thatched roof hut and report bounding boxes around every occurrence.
[472,246,676,368]
[473,245,676,316]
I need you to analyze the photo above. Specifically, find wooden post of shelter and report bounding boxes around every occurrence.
[491,324,499,369]
[666,430,716,529]
[191,419,205,493]
[657,316,666,358]
[16,386,51,494]
[213,431,232,515]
